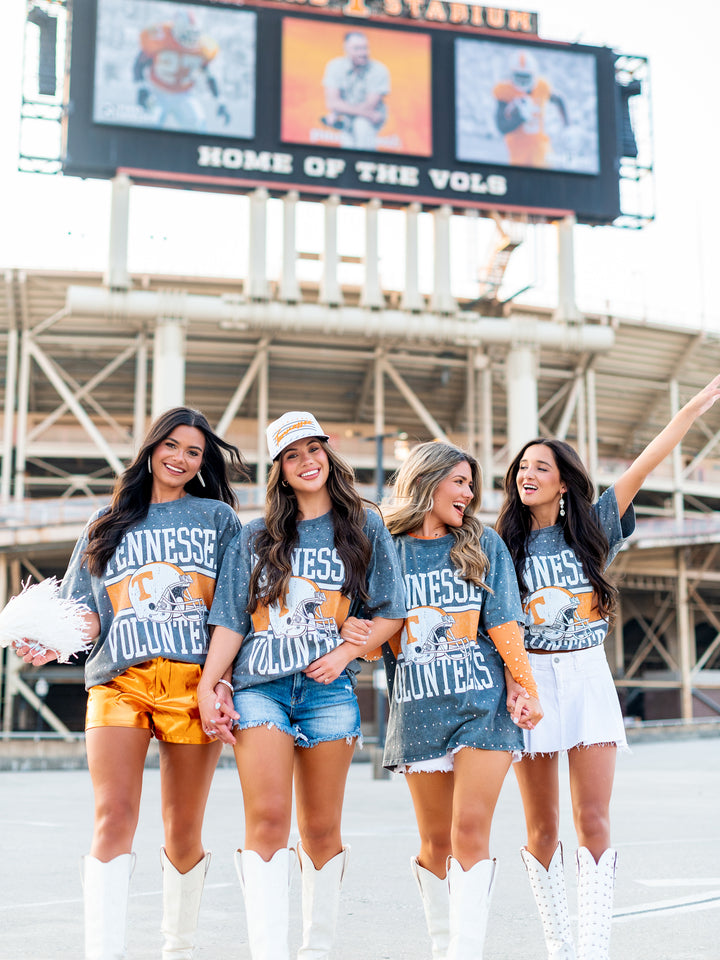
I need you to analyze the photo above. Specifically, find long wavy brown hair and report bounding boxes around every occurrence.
[384,441,490,589]
[495,437,617,620]
[247,440,372,613]
[83,407,249,577]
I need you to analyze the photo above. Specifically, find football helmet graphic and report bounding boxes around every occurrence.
[170,12,201,49]
[401,606,471,665]
[524,585,593,645]
[268,577,337,640]
[128,562,206,623]
[509,50,539,93]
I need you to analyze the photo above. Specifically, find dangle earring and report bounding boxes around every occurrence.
[281,479,289,488]
[147,455,152,475]
[197,471,206,488]
[559,496,566,518]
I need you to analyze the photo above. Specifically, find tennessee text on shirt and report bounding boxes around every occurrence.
[105,526,218,577]
[402,568,485,610]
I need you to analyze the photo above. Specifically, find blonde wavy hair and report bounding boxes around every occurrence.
[384,441,490,589]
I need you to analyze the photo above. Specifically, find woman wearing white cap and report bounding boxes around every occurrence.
[198,411,405,960]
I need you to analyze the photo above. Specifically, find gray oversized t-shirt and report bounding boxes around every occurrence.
[209,508,406,691]
[382,526,524,769]
[521,486,635,652]
[61,496,241,689]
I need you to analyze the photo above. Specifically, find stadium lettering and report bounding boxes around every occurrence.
[428,169,507,196]
[304,156,347,179]
[197,146,294,174]
[354,162,419,186]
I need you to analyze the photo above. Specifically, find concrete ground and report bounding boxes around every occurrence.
[0,736,718,960]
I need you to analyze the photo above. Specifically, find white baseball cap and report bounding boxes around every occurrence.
[266,411,329,461]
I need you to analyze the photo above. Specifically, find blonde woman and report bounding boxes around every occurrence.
[198,412,405,960]
[355,441,542,960]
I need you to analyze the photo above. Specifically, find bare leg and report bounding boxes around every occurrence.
[514,753,561,868]
[234,725,295,857]
[568,743,616,861]
[159,740,222,872]
[451,748,512,868]
[405,771,454,878]
[86,726,150,860]
[294,738,355,867]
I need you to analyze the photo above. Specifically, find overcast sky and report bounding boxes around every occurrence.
[1,0,718,331]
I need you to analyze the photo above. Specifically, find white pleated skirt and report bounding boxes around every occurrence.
[523,645,628,756]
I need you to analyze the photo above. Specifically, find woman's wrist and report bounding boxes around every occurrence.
[215,677,235,695]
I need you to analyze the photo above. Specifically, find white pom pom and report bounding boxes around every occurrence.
[0,578,94,663]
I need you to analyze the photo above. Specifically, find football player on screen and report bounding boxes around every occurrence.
[133,11,230,132]
[494,50,568,167]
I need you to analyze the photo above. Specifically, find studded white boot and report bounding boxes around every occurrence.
[576,847,616,960]
[521,843,576,959]
[410,857,449,960]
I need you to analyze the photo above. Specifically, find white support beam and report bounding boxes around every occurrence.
[506,344,538,454]
[555,214,581,323]
[216,338,271,437]
[152,316,186,419]
[1,327,18,503]
[248,187,269,300]
[466,347,477,457]
[431,205,455,314]
[105,174,131,291]
[28,340,126,476]
[134,332,148,452]
[555,377,580,440]
[676,548,694,720]
[401,203,423,311]
[381,357,448,440]
[256,346,269,491]
[320,195,342,306]
[280,191,300,302]
[480,365,494,498]
[586,367,598,487]
[361,199,383,309]
[14,334,31,501]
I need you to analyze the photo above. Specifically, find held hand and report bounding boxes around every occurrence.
[514,695,544,731]
[12,640,59,667]
[505,674,530,724]
[198,683,238,746]
[304,643,356,684]
[340,616,372,646]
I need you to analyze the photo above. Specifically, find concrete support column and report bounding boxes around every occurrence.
[374,352,385,503]
[466,347,477,457]
[133,332,147,452]
[506,343,538,455]
[256,347,269,492]
[586,367,598,487]
[676,548,694,720]
[361,199,383,309]
[280,191,300,302]
[401,203,423,311]
[555,214,580,323]
[152,316,186,419]
[431,205,455,314]
[1,326,18,503]
[14,332,31,501]
[105,174,131,290]
[248,188,269,300]
[320,195,342,306]
[480,364,494,499]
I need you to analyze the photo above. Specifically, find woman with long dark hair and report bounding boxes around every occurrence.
[359,441,542,960]
[198,411,405,960]
[18,406,248,960]
[495,374,720,960]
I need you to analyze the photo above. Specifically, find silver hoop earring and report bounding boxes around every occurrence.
[281,479,289,488]
[197,470,206,488]
[559,496,565,518]
[426,497,434,512]
[147,455,152,475]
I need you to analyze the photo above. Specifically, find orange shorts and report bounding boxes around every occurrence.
[86,658,212,745]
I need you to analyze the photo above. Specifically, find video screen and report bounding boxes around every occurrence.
[281,18,432,157]
[455,38,600,174]
[93,0,257,139]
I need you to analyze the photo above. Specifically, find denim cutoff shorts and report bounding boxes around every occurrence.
[232,671,362,748]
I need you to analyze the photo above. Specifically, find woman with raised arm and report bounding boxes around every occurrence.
[356,440,542,960]
[197,411,405,960]
[16,406,248,960]
[495,374,720,960]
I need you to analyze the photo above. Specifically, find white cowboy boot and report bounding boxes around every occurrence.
[160,847,211,959]
[410,857,449,960]
[297,842,349,959]
[446,857,497,960]
[81,852,136,960]
[236,847,295,960]
[521,843,576,959]
[576,847,616,960]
